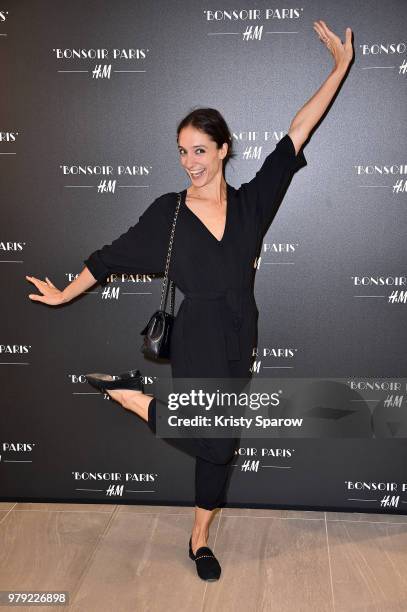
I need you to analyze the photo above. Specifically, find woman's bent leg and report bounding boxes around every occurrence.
[148,398,238,465]
[109,388,238,553]
[106,388,151,422]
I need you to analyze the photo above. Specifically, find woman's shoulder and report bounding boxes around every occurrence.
[142,190,180,220]
[157,190,182,205]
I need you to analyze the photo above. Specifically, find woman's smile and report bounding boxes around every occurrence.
[190,168,206,179]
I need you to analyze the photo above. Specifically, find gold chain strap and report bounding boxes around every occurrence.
[159,192,182,314]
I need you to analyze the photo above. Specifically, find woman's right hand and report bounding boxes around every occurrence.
[26,275,66,306]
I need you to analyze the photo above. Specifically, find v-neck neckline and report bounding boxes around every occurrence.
[183,183,230,245]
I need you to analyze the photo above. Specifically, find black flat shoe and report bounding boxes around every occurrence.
[189,536,221,581]
[85,369,144,393]
[116,368,143,381]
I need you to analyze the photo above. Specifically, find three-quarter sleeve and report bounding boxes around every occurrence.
[83,193,175,285]
[239,133,307,236]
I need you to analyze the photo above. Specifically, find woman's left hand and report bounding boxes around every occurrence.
[313,20,354,72]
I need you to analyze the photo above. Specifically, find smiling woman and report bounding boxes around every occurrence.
[77,110,308,575]
[26,19,354,581]
[176,109,234,243]
[27,108,309,582]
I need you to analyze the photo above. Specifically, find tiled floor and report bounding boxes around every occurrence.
[1,501,407,611]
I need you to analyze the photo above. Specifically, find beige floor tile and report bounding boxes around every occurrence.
[70,512,220,612]
[0,510,11,524]
[0,502,16,511]
[203,514,333,612]
[326,509,407,524]
[14,502,117,512]
[328,520,407,611]
[222,506,325,520]
[117,503,193,515]
[2,502,406,611]
[0,509,112,596]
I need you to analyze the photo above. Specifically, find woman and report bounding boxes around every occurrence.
[26,21,353,581]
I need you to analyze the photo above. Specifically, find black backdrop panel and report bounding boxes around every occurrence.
[1,0,406,514]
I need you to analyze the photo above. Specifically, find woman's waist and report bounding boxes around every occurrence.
[182,287,254,301]
[181,288,258,330]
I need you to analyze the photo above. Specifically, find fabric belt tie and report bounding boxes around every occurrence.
[183,288,249,361]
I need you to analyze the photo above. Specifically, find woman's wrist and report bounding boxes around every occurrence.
[332,61,350,78]
[61,287,72,303]
[61,267,97,303]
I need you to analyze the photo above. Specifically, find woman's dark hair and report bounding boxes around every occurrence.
[176,107,236,175]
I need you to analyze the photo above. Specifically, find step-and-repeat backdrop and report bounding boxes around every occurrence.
[1,1,406,514]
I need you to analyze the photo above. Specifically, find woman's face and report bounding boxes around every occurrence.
[178,125,228,186]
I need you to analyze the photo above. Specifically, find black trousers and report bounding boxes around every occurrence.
[147,398,239,510]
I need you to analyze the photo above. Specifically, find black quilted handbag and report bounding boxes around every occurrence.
[140,192,181,361]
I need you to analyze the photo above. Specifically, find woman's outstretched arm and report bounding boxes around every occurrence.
[288,20,354,154]
[26,193,175,306]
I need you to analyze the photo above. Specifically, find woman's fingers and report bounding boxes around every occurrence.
[344,26,353,50]
[319,20,341,43]
[313,21,328,39]
[45,276,56,287]
[313,22,325,41]
[313,22,333,56]
[313,20,353,66]
[26,275,39,284]
[313,20,337,46]
[314,19,352,47]
[26,276,47,292]
[25,275,64,305]
[26,275,51,288]
[28,293,43,302]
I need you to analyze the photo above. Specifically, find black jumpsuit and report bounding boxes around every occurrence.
[83,133,307,510]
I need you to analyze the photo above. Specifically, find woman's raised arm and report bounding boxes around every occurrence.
[288,20,354,154]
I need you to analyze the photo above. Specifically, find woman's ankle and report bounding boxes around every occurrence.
[109,389,152,422]
[192,525,209,540]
